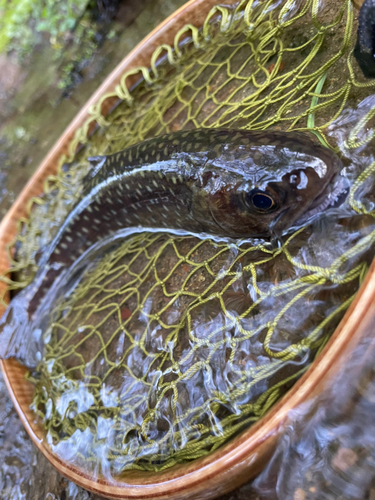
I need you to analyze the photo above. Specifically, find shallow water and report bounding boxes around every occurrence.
[30,209,375,476]
[0,0,189,498]
[233,326,375,500]
[0,369,34,499]
[2,0,375,497]
[18,0,375,481]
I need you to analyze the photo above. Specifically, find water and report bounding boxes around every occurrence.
[0,0,189,498]
[2,0,375,497]
[29,209,375,477]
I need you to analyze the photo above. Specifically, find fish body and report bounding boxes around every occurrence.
[354,0,375,79]
[0,128,343,367]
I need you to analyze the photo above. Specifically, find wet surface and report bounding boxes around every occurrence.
[218,329,375,500]
[28,212,375,475]
[0,0,188,218]
[0,0,190,498]
[2,0,375,498]
[0,368,105,500]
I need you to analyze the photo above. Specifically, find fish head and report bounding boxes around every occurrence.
[196,134,344,238]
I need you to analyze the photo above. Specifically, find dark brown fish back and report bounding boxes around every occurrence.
[0,128,343,368]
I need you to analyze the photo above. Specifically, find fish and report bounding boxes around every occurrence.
[353,0,375,79]
[0,128,344,368]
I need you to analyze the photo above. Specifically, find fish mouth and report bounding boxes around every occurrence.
[298,174,349,224]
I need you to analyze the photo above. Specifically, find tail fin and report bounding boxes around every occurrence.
[0,231,138,369]
[0,259,89,369]
[0,264,67,369]
[0,287,43,368]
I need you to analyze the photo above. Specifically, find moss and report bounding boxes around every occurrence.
[0,0,118,93]
[0,0,92,57]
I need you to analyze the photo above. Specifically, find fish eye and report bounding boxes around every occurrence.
[245,189,276,212]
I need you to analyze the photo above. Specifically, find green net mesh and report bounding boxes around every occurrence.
[4,0,375,474]
[30,217,374,472]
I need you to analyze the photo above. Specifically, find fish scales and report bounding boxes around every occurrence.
[0,128,344,367]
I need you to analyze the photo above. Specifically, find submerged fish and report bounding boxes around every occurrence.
[0,128,344,368]
[354,0,375,79]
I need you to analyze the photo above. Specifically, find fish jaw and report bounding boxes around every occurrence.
[294,173,350,226]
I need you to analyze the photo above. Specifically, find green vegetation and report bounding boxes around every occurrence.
[0,0,91,56]
[0,0,116,92]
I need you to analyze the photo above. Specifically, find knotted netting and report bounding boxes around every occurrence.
[3,0,375,474]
